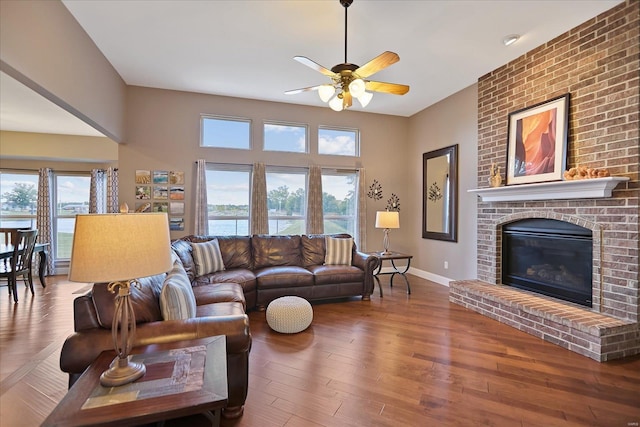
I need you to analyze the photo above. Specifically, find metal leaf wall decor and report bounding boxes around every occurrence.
[368,180,383,200]
[386,193,400,211]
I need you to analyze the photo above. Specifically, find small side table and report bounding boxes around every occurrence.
[42,336,227,427]
[367,251,412,297]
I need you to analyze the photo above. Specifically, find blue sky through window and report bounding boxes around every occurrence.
[202,116,251,149]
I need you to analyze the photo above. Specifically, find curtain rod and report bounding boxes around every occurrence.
[195,161,357,172]
[1,167,118,173]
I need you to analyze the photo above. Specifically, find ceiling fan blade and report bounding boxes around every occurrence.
[285,85,323,95]
[355,51,400,78]
[365,80,410,95]
[293,56,337,77]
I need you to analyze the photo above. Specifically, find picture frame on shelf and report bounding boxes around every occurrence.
[506,93,569,185]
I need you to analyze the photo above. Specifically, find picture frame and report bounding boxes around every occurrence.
[506,93,570,185]
[135,170,151,184]
[422,144,458,242]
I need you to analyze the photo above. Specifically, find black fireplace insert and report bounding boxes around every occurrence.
[502,218,592,307]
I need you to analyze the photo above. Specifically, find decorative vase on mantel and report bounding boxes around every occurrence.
[489,163,502,188]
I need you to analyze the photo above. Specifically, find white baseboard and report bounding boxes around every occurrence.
[377,266,452,287]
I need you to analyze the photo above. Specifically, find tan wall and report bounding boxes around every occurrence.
[0,0,126,141]
[0,131,118,163]
[407,85,479,281]
[121,86,409,248]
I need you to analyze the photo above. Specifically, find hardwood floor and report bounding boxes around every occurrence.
[1,275,639,426]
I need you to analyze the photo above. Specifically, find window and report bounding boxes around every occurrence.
[263,122,307,153]
[266,168,307,235]
[0,171,38,229]
[205,165,251,235]
[318,126,359,156]
[54,174,90,260]
[201,115,251,149]
[322,170,358,236]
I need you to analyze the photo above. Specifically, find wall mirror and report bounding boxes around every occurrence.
[423,144,458,242]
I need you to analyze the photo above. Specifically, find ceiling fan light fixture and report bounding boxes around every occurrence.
[358,91,373,108]
[329,95,344,111]
[318,85,336,102]
[349,78,366,98]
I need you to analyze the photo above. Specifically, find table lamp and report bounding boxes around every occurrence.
[375,211,399,255]
[68,213,172,387]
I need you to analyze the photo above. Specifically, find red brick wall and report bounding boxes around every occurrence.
[476,1,639,322]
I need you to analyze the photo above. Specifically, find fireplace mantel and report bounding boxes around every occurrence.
[468,177,629,202]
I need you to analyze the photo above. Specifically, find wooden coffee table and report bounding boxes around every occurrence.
[42,336,228,427]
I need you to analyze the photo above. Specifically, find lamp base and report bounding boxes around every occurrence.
[379,250,393,256]
[100,356,146,387]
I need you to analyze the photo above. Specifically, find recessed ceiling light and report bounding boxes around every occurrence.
[503,34,520,46]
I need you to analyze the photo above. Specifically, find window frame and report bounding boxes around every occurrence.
[0,170,39,229]
[200,114,252,150]
[263,120,309,153]
[53,172,91,262]
[318,125,360,157]
[265,166,308,235]
[205,163,252,236]
[321,168,359,237]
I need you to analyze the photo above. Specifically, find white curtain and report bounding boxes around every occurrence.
[356,168,366,250]
[36,168,55,275]
[250,162,268,235]
[306,165,324,234]
[194,159,209,235]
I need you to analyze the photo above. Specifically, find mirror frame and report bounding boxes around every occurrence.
[422,144,458,242]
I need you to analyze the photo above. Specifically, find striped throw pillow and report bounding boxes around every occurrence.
[324,236,353,266]
[160,261,196,320]
[191,239,225,276]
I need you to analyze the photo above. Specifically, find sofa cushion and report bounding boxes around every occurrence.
[192,282,246,310]
[217,236,252,269]
[255,266,314,289]
[191,239,225,276]
[308,264,364,285]
[324,236,353,265]
[171,239,197,282]
[91,275,164,329]
[193,268,257,293]
[301,234,326,267]
[252,235,302,269]
[160,261,197,320]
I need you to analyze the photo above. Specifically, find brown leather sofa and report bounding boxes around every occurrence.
[171,234,379,310]
[60,233,376,419]
[59,274,251,419]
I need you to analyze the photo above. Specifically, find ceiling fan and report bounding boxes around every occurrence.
[285,0,409,111]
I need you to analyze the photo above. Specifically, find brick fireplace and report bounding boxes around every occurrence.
[450,1,639,361]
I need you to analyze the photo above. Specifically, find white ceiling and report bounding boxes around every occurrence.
[0,0,623,137]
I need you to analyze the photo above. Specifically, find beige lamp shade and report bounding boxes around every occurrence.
[68,213,172,283]
[375,211,400,229]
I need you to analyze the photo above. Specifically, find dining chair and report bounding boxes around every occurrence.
[0,229,38,303]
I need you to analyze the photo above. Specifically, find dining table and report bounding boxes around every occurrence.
[0,242,50,287]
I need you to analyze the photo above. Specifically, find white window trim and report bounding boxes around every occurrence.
[318,125,360,157]
[263,120,309,153]
[200,114,252,150]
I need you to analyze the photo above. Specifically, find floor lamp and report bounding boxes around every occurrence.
[68,213,172,387]
[375,211,400,255]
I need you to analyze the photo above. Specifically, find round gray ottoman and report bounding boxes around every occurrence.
[266,296,313,333]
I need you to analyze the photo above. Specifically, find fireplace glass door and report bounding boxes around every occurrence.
[502,219,592,307]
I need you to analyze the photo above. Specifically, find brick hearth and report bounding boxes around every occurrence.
[450,1,639,361]
[450,280,639,361]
